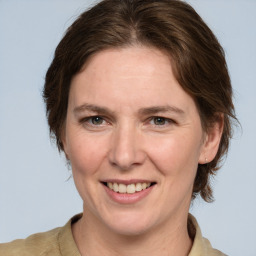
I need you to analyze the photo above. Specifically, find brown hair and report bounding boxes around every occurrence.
[43,0,237,202]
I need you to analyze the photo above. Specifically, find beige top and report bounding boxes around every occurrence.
[0,214,227,256]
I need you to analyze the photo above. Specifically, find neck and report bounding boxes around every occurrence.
[72,210,192,256]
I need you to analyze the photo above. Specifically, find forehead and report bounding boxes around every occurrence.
[76,46,175,90]
[69,46,197,116]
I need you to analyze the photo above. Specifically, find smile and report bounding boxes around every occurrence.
[102,180,156,204]
[106,182,152,194]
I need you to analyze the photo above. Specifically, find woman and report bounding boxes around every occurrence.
[0,0,236,255]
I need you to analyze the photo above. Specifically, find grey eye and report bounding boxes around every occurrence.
[153,117,166,125]
[91,116,104,125]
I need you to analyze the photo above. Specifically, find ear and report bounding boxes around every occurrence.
[61,121,70,160]
[199,114,224,164]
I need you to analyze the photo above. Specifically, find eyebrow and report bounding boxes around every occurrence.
[138,105,185,116]
[73,103,115,116]
[73,103,185,116]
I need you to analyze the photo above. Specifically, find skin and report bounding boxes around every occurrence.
[62,46,223,256]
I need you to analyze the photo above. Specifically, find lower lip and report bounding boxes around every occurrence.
[103,184,155,204]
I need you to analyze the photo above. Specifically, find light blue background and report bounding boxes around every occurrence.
[0,1,255,255]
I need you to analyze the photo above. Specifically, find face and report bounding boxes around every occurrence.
[63,46,209,236]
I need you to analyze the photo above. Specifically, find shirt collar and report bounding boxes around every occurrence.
[58,213,219,256]
[188,214,217,256]
[58,214,82,256]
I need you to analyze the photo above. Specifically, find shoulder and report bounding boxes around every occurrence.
[0,227,61,256]
[201,237,227,256]
[188,214,228,256]
[0,214,82,256]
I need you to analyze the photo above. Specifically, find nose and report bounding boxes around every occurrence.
[108,124,146,170]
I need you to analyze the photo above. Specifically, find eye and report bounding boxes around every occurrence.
[90,116,104,125]
[151,117,169,126]
[80,116,107,127]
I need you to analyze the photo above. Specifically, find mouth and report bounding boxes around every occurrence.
[102,181,156,194]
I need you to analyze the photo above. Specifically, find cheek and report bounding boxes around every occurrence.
[67,133,108,176]
[145,133,201,177]
[67,134,110,204]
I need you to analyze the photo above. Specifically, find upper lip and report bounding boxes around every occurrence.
[101,179,156,185]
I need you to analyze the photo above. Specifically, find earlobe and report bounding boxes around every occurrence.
[199,115,224,164]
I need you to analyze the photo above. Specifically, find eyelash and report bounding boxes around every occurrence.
[80,116,108,126]
[148,116,175,127]
[79,115,176,128]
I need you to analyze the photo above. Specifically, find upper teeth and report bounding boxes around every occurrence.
[107,182,151,194]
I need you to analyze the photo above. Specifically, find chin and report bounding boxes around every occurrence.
[102,211,157,236]
[109,222,151,236]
